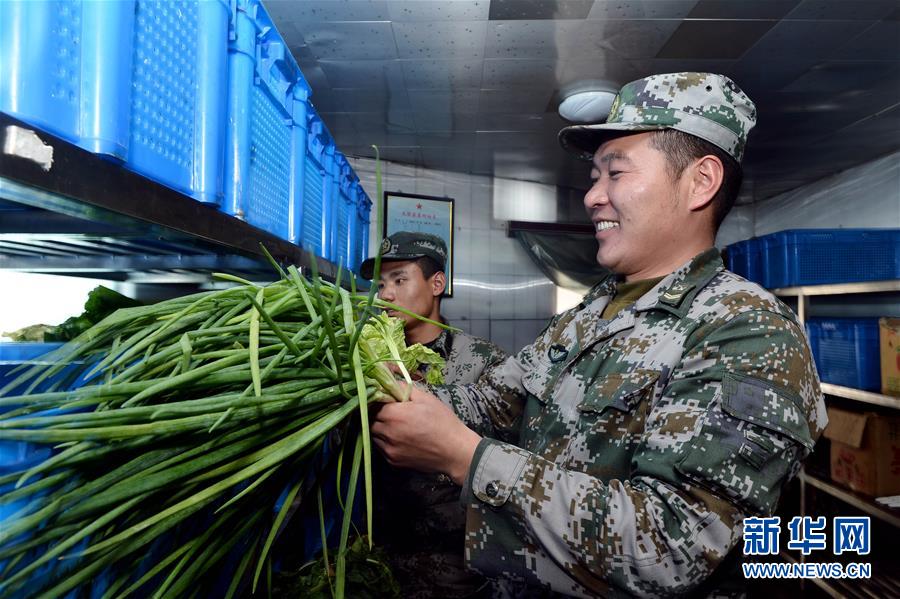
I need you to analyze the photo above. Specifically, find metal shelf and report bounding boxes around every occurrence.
[0,112,356,285]
[801,471,900,529]
[820,384,900,410]
[778,551,845,599]
[773,280,900,297]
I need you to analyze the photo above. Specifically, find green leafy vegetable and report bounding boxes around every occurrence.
[359,313,445,386]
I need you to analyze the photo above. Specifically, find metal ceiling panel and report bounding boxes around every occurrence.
[351,112,418,137]
[786,0,899,20]
[485,20,583,60]
[587,0,700,20]
[318,113,359,139]
[631,58,739,80]
[476,113,563,132]
[393,20,487,60]
[832,20,900,60]
[784,61,900,94]
[571,20,684,59]
[263,0,900,202]
[728,57,819,92]
[475,131,552,150]
[297,63,331,91]
[488,0,594,21]
[419,149,474,173]
[297,21,398,60]
[656,20,778,59]
[413,111,479,133]
[408,89,481,113]
[482,59,561,89]
[745,19,877,60]
[400,59,484,89]
[263,0,390,22]
[687,0,800,20]
[317,59,406,90]
[559,57,648,88]
[386,0,490,22]
[313,88,411,114]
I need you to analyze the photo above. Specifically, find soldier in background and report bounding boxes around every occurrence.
[360,232,508,598]
[371,73,828,597]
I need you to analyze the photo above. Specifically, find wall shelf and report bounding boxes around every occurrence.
[801,471,900,529]
[0,112,357,285]
[773,281,900,297]
[820,384,900,410]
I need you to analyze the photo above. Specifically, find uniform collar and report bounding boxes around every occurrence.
[633,247,724,317]
[577,248,723,319]
[423,317,453,359]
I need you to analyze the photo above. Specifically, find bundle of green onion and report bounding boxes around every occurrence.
[0,256,443,598]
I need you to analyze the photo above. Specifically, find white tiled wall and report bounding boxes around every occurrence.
[348,156,558,354]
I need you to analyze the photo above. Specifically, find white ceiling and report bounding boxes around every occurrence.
[264,0,900,202]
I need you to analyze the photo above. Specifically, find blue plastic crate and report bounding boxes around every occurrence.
[300,114,330,258]
[0,0,230,204]
[806,318,881,391]
[766,229,900,288]
[727,238,768,286]
[223,0,311,241]
[333,155,358,270]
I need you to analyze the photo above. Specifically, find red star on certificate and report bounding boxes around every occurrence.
[416,203,422,209]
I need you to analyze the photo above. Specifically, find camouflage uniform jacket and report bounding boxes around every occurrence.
[434,248,827,598]
[376,324,508,598]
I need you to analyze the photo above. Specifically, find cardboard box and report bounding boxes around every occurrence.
[823,406,900,497]
[881,317,900,397]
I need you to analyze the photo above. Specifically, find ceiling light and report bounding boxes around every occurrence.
[558,82,619,124]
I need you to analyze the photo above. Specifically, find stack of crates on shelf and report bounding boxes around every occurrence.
[0,0,231,204]
[806,318,882,391]
[725,238,765,286]
[224,0,311,242]
[727,228,900,288]
[765,229,900,288]
[300,113,332,260]
[333,152,358,271]
[1,0,369,267]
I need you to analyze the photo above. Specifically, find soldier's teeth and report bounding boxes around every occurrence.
[596,221,620,231]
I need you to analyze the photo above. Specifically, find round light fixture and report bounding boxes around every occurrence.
[558,82,619,124]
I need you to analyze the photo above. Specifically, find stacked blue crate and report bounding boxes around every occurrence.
[223,0,311,241]
[301,114,330,258]
[333,154,359,271]
[767,229,900,288]
[727,238,768,286]
[0,343,107,595]
[806,318,882,391]
[0,0,230,204]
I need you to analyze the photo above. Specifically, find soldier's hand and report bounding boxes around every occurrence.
[371,385,481,485]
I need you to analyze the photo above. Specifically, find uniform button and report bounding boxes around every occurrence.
[485,482,499,498]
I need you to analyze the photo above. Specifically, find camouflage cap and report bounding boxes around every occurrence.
[360,231,447,279]
[558,72,757,163]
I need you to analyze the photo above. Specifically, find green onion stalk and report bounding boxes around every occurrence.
[0,150,449,598]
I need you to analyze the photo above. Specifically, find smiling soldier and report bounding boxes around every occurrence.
[371,73,827,597]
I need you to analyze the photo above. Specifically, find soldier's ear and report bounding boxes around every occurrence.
[431,271,447,297]
[686,154,723,212]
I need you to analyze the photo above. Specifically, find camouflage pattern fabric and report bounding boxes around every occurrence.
[376,325,508,599]
[433,249,827,598]
[559,72,757,163]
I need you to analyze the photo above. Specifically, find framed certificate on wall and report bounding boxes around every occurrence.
[383,191,455,297]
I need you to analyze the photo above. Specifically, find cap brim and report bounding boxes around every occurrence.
[359,254,428,279]
[558,122,666,161]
